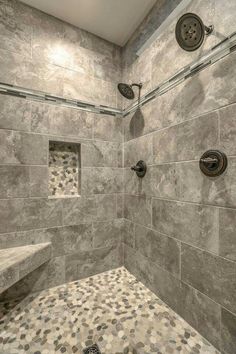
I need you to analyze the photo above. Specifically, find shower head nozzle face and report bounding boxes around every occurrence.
[175,13,206,51]
[118,83,135,100]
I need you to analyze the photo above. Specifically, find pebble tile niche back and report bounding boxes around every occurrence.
[48,141,81,198]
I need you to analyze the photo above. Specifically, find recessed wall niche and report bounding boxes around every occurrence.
[48,141,81,197]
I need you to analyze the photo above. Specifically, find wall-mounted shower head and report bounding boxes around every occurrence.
[117,82,142,100]
[175,13,214,51]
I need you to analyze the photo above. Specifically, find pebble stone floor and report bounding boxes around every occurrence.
[0,267,220,354]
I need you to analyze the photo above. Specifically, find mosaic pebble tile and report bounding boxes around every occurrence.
[49,142,80,197]
[0,267,220,354]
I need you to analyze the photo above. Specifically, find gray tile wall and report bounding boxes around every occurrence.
[122,1,236,353]
[0,0,121,107]
[0,0,123,300]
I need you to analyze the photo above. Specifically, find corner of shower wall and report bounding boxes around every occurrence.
[121,1,236,354]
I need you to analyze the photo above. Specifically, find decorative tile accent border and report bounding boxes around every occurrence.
[0,32,236,118]
[49,141,80,197]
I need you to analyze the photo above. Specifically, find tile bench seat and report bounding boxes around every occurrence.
[0,243,52,294]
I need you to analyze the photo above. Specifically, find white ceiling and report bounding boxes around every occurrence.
[21,0,156,46]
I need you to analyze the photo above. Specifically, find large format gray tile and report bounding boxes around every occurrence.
[93,114,123,142]
[93,219,123,248]
[31,102,93,139]
[61,196,97,225]
[219,208,236,262]
[95,194,118,221]
[180,282,221,350]
[0,224,93,258]
[65,244,123,282]
[0,0,32,58]
[0,198,63,233]
[0,96,31,132]
[0,130,48,165]
[181,243,236,314]
[81,167,123,195]
[152,198,219,254]
[153,111,219,163]
[135,225,180,277]
[124,195,152,227]
[123,219,135,248]
[219,102,236,156]
[81,141,121,167]
[0,165,30,198]
[221,308,236,354]
[124,134,153,167]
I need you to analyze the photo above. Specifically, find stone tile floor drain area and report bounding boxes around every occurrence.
[83,343,101,354]
[0,267,220,354]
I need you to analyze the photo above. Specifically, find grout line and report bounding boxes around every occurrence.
[123,193,236,211]
[122,218,236,265]
[123,100,236,142]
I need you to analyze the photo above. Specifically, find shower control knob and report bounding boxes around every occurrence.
[199,150,227,177]
[131,160,147,178]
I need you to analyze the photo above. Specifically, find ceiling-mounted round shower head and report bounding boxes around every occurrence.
[118,83,135,100]
[175,13,213,51]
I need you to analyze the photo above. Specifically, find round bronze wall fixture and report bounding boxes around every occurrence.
[175,13,213,51]
[199,150,227,177]
[131,160,147,178]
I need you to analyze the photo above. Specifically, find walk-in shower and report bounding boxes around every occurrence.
[0,0,236,353]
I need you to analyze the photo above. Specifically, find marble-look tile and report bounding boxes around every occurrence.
[65,244,123,282]
[135,225,180,277]
[93,114,123,142]
[81,167,123,195]
[124,246,182,313]
[0,48,64,96]
[0,165,30,198]
[124,134,153,168]
[153,111,219,163]
[214,0,236,42]
[29,166,48,197]
[221,308,236,354]
[0,130,48,165]
[124,195,152,227]
[0,224,93,258]
[178,158,236,208]
[82,141,121,167]
[44,224,93,257]
[144,164,180,199]
[31,102,93,139]
[0,96,31,132]
[0,0,32,58]
[219,208,236,262]
[152,198,219,254]
[123,219,135,248]
[61,196,97,225]
[208,51,236,109]
[0,198,63,233]
[181,243,236,314]
[95,194,118,221]
[117,194,124,218]
[180,282,221,350]
[219,103,236,156]
[93,219,123,248]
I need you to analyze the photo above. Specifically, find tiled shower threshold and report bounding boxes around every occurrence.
[0,267,219,354]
